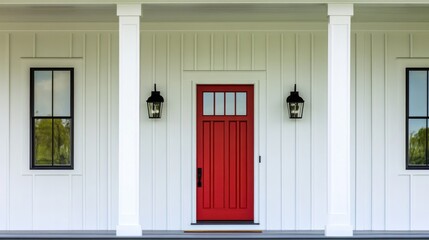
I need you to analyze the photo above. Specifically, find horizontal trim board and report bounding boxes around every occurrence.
[3,22,429,32]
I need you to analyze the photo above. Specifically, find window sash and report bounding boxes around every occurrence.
[30,68,74,170]
[406,68,429,169]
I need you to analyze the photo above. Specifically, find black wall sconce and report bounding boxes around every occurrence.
[146,84,164,119]
[286,84,304,119]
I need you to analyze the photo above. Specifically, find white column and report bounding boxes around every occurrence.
[325,4,354,237]
[116,4,142,237]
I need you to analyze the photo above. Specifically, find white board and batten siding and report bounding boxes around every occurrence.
[1,23,429,231]
[352,30,429,231]
[139,30,329,230]
[0,31,120,230]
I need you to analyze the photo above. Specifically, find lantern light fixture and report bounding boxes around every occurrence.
[146,84,164,119]
[286,84,304,119]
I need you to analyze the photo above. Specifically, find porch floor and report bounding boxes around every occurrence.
[1,231,429,239]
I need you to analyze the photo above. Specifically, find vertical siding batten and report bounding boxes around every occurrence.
[107,33,112,230]
[311,32,328,229]
[251,33,255,70]
[166,33,170,230]
[180,33,184,229]
[224,33,227,70]
[409,33,413,58]
[82,33,86,229]
[266,32,282,230]
[370,32,386,230]
[281,32,297,230]
[309,32,314,229]
[154,32,168,230]
[265,33,268,229]
[69,32,74,228]
[355,32,373,230]
[152,33,156,229]
[294,33,298,230]
[69,33,73,58]
[167,32,182,230]
[84,33,98,229]
[383,33,388,230]
[96,33,100,230]
[6,33,10,230]
[140,32,154,230]
[33,33,36,58]
[280,33,284,230]
[194,33,197,70]
[296,32,312,230]
[0,33,11,230]
[350,32,357,229]
[369,33,374,230]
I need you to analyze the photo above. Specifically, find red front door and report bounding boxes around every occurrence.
[197,85,254,221]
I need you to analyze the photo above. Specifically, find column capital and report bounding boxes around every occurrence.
[117,4,142,17]
[327,4,353,16]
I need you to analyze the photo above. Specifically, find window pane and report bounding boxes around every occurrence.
[236,92,247,115]
[53,71,71,117]
[34,119,52,166]
[215,92,224,115]
[53,119,72,166]
[408,119,427,167]
[226,92,235,115]
[409,70,427,117]
[203,92,214,115]
[34,71,52,117]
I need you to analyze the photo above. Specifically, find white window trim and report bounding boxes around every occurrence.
[20,58,83,176]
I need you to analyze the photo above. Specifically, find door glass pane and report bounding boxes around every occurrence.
[215,92,224,115]
[53,119,72,166]
[34,119,52,166]
[409,70,427,117]
[34,71,52,116]
[236,92,247,115]
[53,71,71,117]
[226,92,235,115]
[203,92,214,115]
[408,119,427,167]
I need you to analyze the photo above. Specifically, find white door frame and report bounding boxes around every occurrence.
[182,70,267,230]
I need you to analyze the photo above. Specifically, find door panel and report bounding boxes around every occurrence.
[197,85,254,221]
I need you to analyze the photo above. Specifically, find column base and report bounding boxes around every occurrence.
[325,224,353,237]
[116,224,142,236]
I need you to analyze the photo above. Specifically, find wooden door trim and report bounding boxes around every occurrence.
[183,70,266,229]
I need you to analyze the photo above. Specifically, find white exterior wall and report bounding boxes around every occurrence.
[1,23,429,231]
[351,30,429,231]
[0,29,120,230]
[139,28,328,230]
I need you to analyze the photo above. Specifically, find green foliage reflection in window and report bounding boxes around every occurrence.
[31,68,73,169]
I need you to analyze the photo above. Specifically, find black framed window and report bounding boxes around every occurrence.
[30,68,74,169]
[406,68,429,169]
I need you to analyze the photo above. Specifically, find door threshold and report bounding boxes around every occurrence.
[192,221,259,225]
[185,230,262,233]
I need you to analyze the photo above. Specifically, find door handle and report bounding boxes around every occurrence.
[197,168,202,187]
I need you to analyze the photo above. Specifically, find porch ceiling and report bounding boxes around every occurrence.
[0,3,429,23]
